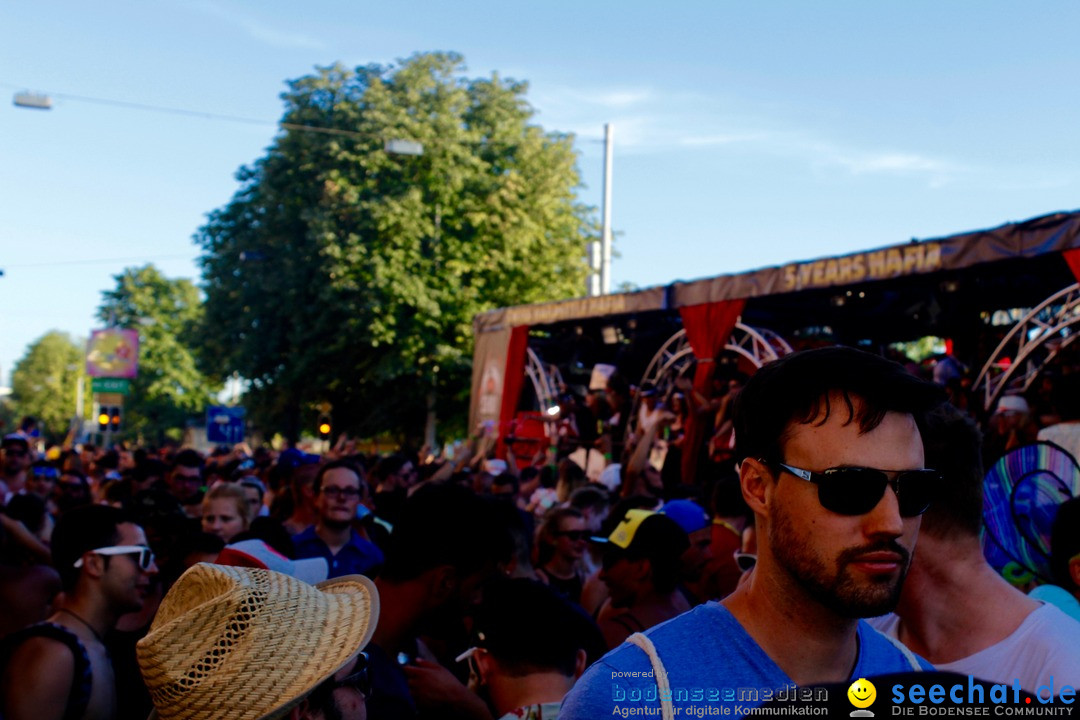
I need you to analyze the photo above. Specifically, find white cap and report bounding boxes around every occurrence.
[995,395,1030,415]
[216,539,329,585]
[596,463,622,492]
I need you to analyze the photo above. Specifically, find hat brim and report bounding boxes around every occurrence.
[315,574,379,653]
[257,574,378,720]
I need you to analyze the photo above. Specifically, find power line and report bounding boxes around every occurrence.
[2,81,376,141]
[3,254,196,269]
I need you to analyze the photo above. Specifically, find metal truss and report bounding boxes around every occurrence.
[974,283,1080,412]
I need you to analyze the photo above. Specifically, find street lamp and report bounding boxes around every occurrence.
[12,92,52,110]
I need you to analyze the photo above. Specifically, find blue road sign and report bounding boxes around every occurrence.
[207,406,246,444]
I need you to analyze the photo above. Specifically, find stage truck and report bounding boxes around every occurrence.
[469,209,1080,476]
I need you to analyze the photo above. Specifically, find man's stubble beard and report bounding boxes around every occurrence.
[770,499,910,619]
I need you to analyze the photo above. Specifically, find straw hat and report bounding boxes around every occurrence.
[137,563,378,720]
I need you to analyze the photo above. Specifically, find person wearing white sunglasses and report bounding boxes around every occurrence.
[2,505,157,720]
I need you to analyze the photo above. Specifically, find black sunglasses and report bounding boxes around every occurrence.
[773,462,939,517]
[329,652,370,697]
[553,530,589,541]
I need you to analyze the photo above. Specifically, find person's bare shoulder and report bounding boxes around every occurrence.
[2,635,75,720]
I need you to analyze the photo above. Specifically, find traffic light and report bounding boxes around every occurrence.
[97,405,123,433]
[317,413,332,441]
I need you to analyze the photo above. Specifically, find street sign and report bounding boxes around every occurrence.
[86,328,139,378]
[91,377,131,395]
[207,406,246,444]
[95,393,124,406]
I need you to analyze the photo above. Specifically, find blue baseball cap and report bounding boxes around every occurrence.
[660,499,709,534]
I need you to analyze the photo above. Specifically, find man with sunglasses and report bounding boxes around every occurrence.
[1,504,158,720]
[293,459,384,579]
[562,346,946,718]
[1,434,32,505]
[873,404,1080,692]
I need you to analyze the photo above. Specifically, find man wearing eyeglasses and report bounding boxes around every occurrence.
[562,346,947,718]
[1,504,158,720]
[293,459,385,579]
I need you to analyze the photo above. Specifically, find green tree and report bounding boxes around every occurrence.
[10,331,87,443]
[197,52,595,442]
[97,265,220,443]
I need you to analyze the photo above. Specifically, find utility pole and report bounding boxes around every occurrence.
[600,123,614,295]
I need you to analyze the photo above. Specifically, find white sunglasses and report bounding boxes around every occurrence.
[74,545,155,571]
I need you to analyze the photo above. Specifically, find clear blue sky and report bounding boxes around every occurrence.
[3,1,1079,385]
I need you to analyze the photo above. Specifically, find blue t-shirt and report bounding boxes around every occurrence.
[560,602,930,718]
[292,526,385,578]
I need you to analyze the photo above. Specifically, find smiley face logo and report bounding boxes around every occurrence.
[848,677,877,709]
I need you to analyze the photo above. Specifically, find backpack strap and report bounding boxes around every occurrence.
[1,622,93,720]
[627,632,676,720]
[881,633,924,672]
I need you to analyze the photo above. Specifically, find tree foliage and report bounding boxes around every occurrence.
[97,265,220,443]
[197,52,595,441]
[10,331,87,442]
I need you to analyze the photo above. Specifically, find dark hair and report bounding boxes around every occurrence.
[490,472,519,494]
[231,517,297,559]
[98,450,120,471]
[1055,375,1080,423]
[134,459,167,485]
[62,468,88,484]
[381,484,513,583]
[313,459,364,495]
[101,478,135,508]
[568,485,610,514]
[473,578,604,676]
[920,403,984,538]
[51,505,131,591]
[733,346,946,465]
[1050,497,1080,591]
[176,531,226,561]
[172,449,204,471]
[369,455,410,485]
[5,493,48,534]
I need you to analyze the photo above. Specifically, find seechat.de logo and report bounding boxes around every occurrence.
[890,676,1075,716]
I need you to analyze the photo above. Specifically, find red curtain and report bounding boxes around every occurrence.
[1064,248,1080,284]
[496,325,530,457]
[677,299,746,483]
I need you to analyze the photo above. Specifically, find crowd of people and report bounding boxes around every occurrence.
[1,345,1079,719]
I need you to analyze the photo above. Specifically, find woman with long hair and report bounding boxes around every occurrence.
[534,506,589,605]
